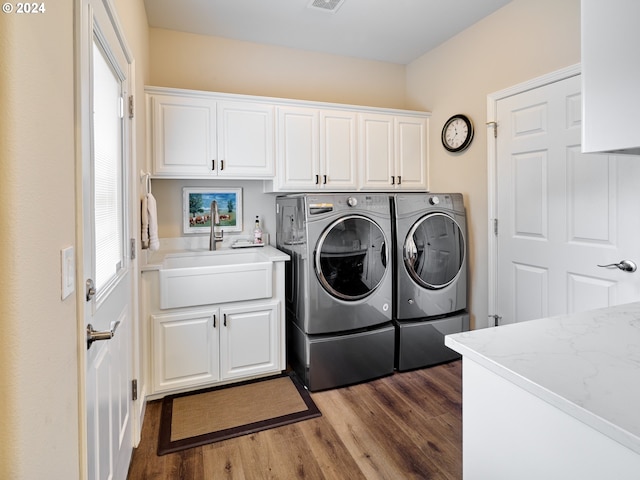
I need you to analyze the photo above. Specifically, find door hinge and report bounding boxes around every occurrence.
[493,218,498,236]
[131,379,138,401]
[128,95,134,119]
[487,121,497,138]
[489,314,502,326]
[130,238,136,260]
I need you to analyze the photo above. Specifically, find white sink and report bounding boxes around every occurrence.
[159,250,273,309]
[163,251,267,269]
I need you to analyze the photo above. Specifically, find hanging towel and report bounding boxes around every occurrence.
[141,194,149,249]
[147,192,160,251]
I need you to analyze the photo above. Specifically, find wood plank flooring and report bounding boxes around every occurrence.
[127,360,462,480]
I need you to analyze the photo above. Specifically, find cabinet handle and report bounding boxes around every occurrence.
[212,314,216,328]
[212,160,215,171]
[220,160,224,170]
[223,313,227,327]
[391,176,395,185]
[397,175,402,185]
[315,174,319,185]
[323,175,327,184]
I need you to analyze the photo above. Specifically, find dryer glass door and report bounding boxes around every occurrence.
[315,215,388,300]
[405,213,465,289]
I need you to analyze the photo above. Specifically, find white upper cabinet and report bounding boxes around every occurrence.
[149,94,218,177]
[217,101,275,177]
[147,89,275,178]
[275,106,357,191]
[359,113,428,190]
[146,86,430,187]
[581,0,640,154]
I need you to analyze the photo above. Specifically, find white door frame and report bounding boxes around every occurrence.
[486,64,581,328]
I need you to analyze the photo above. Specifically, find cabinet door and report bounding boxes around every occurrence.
[150,94,217,177]
[151,309,219,393]
[395,115,428,190]
[320,110,358,189]
[219,302,280,381]
[276,106,320,190]
[216,101,275,177]
[358,113,395,189]
[582,0,640,153]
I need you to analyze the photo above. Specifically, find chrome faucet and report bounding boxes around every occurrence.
[209,200,223,250]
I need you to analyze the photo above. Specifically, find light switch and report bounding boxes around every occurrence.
[61,246,75,300]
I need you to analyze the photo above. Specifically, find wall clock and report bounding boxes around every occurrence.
[441,114,474,153]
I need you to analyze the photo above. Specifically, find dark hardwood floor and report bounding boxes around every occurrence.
[127,360,462,480]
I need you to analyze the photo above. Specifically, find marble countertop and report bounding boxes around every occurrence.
[445,302,640,455]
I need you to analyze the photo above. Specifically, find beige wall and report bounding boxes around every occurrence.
[406,0,581,328]
[0,0,149,477]
[0,4,78,478]
[149,28,407,109]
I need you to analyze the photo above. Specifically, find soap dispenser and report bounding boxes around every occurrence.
[253,216,263,244]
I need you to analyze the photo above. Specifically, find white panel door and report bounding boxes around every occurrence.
[80,0,134,478]
[495,74,640,325]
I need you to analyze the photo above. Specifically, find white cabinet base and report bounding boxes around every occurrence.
[462,359,640,479]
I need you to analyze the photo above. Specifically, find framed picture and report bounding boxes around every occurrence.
[183,187,243,234]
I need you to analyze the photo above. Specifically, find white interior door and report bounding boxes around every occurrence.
[80,1,134,478]
[493,73,640,325]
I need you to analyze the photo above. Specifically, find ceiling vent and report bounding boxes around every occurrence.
[307,0,346,14]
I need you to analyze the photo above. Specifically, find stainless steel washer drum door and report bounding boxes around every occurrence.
[315,215,388,300]
[404,212,465,289]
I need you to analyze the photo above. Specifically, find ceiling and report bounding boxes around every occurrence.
[144,0,512,65]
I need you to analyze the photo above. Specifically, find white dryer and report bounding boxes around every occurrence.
[392,193,470,371]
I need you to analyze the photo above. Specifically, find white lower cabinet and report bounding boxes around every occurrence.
[151,300,280,394]
[219,302,279,381]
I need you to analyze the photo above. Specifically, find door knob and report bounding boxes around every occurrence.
[597,260,637,272]
[86,321,120,349]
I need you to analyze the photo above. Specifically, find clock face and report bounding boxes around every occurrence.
[442,115,474,152]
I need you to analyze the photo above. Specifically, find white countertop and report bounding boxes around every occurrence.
[445,302,640,455]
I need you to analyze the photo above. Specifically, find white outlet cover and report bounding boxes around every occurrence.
[61,246,75,300]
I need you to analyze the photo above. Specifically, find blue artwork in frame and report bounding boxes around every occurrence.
[183,187,243,234]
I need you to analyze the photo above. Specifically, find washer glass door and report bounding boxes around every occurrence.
[404,213,465,289]
[315,215,388,300]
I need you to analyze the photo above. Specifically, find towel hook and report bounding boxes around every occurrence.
[139,170,151,195]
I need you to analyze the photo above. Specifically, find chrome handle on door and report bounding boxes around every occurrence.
[86,320,121,349]
[597,260,637,272]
